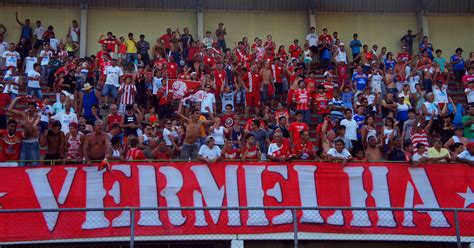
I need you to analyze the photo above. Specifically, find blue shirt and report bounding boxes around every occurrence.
[384,59,396,71]
[450,55,465,70]
[21,25,32,40]
[350,40,362,54]
[352,73,368,91]
[83,90,98,120]
[353,114,365,139]
[342,92,354,110]
[448,103,465,126]
[329,98,344,119]
[320,47,330,59]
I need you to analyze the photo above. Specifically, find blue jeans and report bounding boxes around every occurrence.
[41,65,49,82]
[126,53,138,65]
[27,87,43,99]
[301,110,311,125]
[19,140,40,166]
[217,40,227,51]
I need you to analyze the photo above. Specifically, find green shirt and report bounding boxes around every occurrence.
[434,57,447,71]
[462,115,474,138]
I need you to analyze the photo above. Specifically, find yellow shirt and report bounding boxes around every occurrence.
[427,147,450,162]
[125,40,137,53]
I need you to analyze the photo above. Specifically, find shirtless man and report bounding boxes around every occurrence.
[83,120,110,164]
[419,63,435,93]
[177,100,214,160]
[7,98,40,166]
[259,61,274,107]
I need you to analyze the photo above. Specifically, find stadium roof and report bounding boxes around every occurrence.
[2,0,473,13]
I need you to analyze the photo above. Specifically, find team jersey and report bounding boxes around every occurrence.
[119,83,136,105]
[293,88,310,110]
[289,122,309,145]
[314,93,330,115]
[242,72,261,93]
[242,145,259,160]
[0,131,23,161]
[267,143,292,159]
[293,141,315,159]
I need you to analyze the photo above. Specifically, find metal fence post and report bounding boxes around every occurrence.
[293,208,298,248]
[454,209,462,248]
[130,208,135,248]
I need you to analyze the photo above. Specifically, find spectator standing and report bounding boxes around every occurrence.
[215,23,227,51]
[450,48,465,83]
[400,29,422,55]
[136,34,150,66]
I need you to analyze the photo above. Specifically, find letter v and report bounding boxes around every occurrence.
[26,167,77,232]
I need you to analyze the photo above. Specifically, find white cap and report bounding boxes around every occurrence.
[339,42,345,46]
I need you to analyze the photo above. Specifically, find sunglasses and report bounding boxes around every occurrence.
[166,122,171,125]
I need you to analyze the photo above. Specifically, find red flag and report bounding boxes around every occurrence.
[167,79,201,101]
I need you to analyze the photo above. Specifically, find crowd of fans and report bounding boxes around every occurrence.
[1,13,474,167]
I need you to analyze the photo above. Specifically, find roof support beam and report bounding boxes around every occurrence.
[79,1,88,58]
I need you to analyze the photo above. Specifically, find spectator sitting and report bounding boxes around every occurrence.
[456,142,474,165]
[427,138,451,163]
[125,136,146,161]
[451,142,465,160]
[267,132,292,162]
[198,136,221,163]
[412,143,428,166]
[327,139,353,165]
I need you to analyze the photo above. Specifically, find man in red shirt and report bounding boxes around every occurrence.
[293,130,316,160]
[213,63,226,97]
[313,85,330,123]
[160,28,172,54]
[0,84,11,129]
[96,44,111,70]
[289,111,309,146]
[289,39,302,60]
[166,56,178,79]
[126,137,146,161]
[105,104,122,132]
[156,80,172,120]
[397,46,412,62]
[267,132,292,162]
[241,65,261,119]
[0,119,23,161]
[272,58,284,102]
[318,28,333,44]
[98,32,118,57]
[462,67,474,86]
[293,80,311,124]
[221,104,239,129]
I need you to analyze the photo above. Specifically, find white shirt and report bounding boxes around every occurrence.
[433,84,448,104]
[39,50,53,66]
[0,42,8,55]
[458,150,474,161]
[327,148,352,159]
[24,56,38,74]
[104,66,124,87]
[51,112,78,134]
[40,105,52,122]
[34,26,46,39]
[2,51,20,67]
[465,88,474,103]
[198,144,221,160]
[412,152,428,162]
[163,128,173,146]
[370,73,383,93]
[152,77,162,94]
[27,70,41,88]
[3,73,19,94]
[200,92,216,113]
[408,75,420,93]
[70,27,80,42]
[49,38,60,51]
[335,49,348,64]
[340,118,358,141]
[210,126,226,145]
[306,33,317,47]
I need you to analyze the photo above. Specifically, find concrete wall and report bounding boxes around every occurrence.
[203,11,308,49]
[0,6,80,44]
[86,9,196,55]
[428,15,474,57]
[0,6,473,58]
[315,13,419,55]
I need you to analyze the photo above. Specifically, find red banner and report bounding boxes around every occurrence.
[167,79,201,100]
[0,162,473,243]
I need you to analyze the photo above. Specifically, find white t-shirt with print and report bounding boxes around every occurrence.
[104,66,124,87]
[2,51,20,67]
[39,50,53,66]
[327,148,352,159]
[27,70,41,88]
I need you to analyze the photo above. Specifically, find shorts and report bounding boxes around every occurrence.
[245,92,260,107]
[101,84,118,98]
[33,39,44,49]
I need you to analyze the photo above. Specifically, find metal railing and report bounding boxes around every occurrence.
[0,207,472,248]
